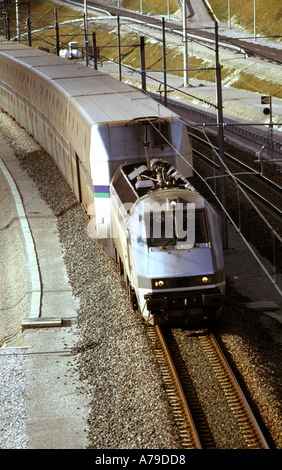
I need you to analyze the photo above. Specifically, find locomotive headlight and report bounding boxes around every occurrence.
[154,280,164,287]
[202,276,209,284]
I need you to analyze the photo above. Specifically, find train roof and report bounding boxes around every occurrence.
[71,93,173,124]
[0,39,178,124]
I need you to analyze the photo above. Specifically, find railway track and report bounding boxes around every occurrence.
[77,0,282,65]
[190,132,282,220]
[146,326,204,449]
[147,325,270,449]
[166,98,282,160]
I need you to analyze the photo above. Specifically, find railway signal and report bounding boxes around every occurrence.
[261,95,271,115]
[261,95,274,159]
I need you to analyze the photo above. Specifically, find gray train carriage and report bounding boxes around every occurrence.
[0,40,193,256]
[110,160,225,326]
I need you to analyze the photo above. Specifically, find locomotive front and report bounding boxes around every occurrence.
[111,160,225,326]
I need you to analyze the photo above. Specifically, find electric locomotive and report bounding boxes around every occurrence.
[110,159,225,326]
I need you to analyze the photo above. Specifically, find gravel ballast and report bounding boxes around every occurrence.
[0,111,181,449]
[0,106,281,449]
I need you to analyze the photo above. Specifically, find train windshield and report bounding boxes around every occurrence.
[146,209,208,247]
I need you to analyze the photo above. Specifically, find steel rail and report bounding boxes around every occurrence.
[191,135,282,217]
[199,333,270,449]
[191,133,282,192]
[194,148,282,218]
[164,98,282,157]
[76,0,282,64]
[146,325,203,449]
[148,325,270,449]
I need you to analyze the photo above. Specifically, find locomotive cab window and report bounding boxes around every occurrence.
[176,209,209,244]
[146,208,208,247]
[194,210,209,243]
[147,211,174,247]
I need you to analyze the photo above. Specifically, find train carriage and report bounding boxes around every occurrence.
[0,39,193,256]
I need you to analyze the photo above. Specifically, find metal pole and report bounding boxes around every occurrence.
[55,8,60,56]
[84,1,89,65]
[228,0,231,28]
[6,11,10,40]
[183,0,188,86]
[84,0,88,34]
[84,13,89,65]
[254,0,256,40]
[162,17,167,107]
[27,0,31,46]
[140,36,146,93]
[117,15,121,81]
[269,95,273,159]
[92,32,98,70]
[16,0,20,42]
[215,21,228,249]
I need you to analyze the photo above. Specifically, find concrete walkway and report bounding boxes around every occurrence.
[0,134,89,448]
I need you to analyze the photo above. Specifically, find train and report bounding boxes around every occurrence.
[0,39,225,326]
[110,159,225,325]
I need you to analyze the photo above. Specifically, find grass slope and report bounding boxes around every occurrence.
[209,0,282,39]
